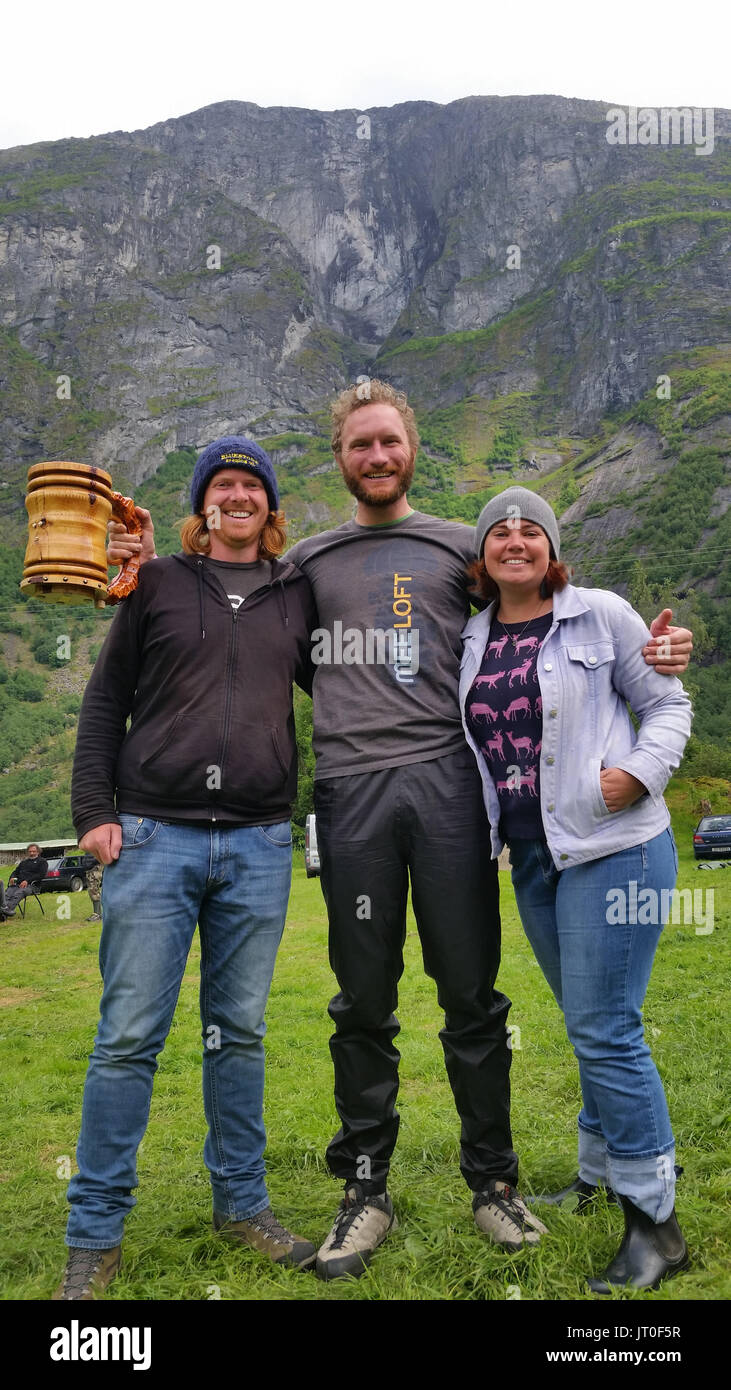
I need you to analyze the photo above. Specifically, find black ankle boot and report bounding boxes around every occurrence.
[587,1195,690,1294]
[527,1176,617,1211]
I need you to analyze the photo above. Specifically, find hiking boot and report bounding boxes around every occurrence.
[473,1180,549,1251]
[316,1183,396,1281]
[53,1245,122,1300]
[85,913,102,922]
[527,1176,617,1211]
[213,1207,316,1269]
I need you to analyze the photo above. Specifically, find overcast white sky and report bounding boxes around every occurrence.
[2,0,728,151]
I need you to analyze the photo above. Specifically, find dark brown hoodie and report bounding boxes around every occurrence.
[72,553,316,838]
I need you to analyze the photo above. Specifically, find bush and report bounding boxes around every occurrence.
[9,669,45,702]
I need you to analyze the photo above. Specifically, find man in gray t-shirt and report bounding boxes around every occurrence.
[287,382,540,1280]
[287,509,474,778]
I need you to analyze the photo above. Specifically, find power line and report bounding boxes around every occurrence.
[570,550,731,572]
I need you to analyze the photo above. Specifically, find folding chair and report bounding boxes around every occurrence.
[17,889,45,918]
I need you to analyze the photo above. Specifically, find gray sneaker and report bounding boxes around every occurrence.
[213,1207,316,1269]
[53,1245,122,1300]
[473,1180,549,1251]
[316,1183,396,1281]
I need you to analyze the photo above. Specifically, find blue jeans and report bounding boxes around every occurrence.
[508,828,678,1222]
[66,815,292,1249]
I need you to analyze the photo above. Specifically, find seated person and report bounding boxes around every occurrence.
[1,843,48,918]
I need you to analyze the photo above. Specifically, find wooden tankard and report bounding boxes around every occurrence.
[21,461,141,606]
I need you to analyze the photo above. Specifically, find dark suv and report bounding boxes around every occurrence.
[693,815,731,860]
[38,853,98,893]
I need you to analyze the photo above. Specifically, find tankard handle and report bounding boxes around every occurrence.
[106,493,143,603]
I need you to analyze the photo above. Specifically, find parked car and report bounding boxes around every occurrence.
[37,853,98,893]
[305,814,321,878]
[693,815,731,860]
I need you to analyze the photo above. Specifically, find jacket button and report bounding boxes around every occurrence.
[560,853,569,861]
[547,802,555,811]
[546,756,555,765]
[544,662,553,671]
[588,655,597,664]
[549,709,558,718]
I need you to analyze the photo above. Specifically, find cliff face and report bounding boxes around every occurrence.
[0,95,728,485]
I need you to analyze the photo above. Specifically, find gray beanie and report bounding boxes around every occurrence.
[475,486,560,560]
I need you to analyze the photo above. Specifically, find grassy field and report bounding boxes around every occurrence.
[0,826,728,1304]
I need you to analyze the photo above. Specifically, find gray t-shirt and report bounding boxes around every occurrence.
[205,558,272,611]
[287,511,477,778]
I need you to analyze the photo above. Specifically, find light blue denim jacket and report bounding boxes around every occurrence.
[459,584,692,869]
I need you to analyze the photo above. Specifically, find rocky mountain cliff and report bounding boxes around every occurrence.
[0,95,728,488]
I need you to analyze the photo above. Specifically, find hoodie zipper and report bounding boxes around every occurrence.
[213,604,240,824]
[186,557,296,825]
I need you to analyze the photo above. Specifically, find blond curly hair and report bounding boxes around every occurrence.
[330,379,420,456]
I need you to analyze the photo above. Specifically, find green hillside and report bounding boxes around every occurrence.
[1,359,729,840]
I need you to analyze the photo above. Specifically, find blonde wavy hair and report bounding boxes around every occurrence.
[330,378,420,456]
[179,509,287,560]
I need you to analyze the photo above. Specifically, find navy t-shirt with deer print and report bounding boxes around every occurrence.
[465,611,552,841]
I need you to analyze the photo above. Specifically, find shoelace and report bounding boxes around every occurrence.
[329,1194,381,1251]
[483,1185,532,1229]
[248,1209,292,1244]
[61,1249,107,1299]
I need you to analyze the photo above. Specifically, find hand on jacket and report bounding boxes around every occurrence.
[107,507,156,568]
[599,768,648,813]
[80,823,123,866]
[643,609,692,675]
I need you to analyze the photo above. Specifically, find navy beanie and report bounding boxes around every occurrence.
[190,436,280,515]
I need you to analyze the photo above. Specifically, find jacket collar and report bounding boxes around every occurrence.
[461,583,590,642]
[172,552,301,586]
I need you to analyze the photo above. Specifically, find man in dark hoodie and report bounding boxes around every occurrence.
[55,438,317,1300]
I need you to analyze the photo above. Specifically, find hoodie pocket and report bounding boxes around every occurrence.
[221,721,296,805]
[132,715,223,803]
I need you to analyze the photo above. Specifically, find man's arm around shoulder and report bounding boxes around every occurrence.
[72,580,148,852]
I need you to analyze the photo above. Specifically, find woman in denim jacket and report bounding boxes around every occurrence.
[459,487,692,1293]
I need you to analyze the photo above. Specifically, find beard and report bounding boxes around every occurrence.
[340,457,415,506]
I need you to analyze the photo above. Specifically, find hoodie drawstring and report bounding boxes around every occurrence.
[277,576,289,628]
[196,559,206,639]
[178,553,291,635]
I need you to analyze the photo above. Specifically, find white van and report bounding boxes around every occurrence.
[305,813,321,878]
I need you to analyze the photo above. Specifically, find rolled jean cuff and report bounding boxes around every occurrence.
[577,1121,607,1187]
[66,1238,122,1251]
[606,1144,676,1223]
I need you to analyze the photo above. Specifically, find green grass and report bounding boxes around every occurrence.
[1,833,728,1303]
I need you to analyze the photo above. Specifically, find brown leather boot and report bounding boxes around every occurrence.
[213,1207,316,1269]
[53,1245,122,1300]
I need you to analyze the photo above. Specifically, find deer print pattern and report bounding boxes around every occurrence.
[465,612,553,841]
